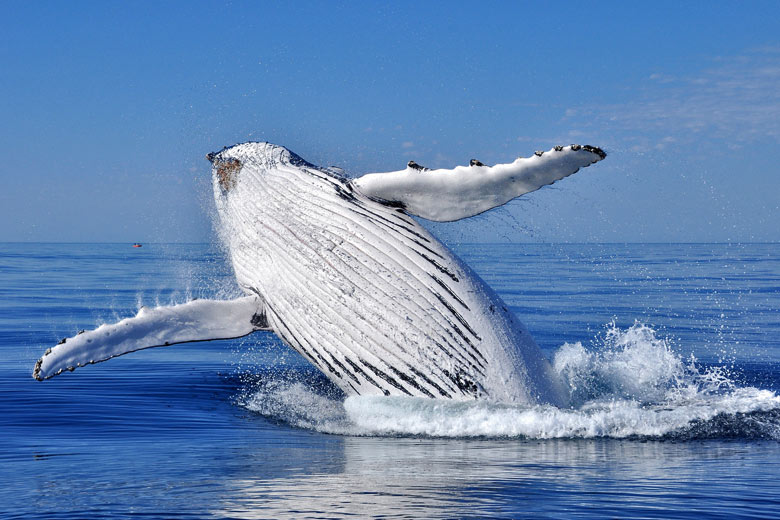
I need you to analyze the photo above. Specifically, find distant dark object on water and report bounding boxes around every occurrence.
[132,243,142,248]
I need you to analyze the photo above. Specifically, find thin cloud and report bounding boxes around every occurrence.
[569,47,780,149]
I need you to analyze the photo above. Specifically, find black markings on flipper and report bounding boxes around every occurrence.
[366,196,407,210]
[407,160,429,171]
[582,144,607,159]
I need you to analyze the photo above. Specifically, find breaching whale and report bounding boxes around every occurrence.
[33,142,606,406]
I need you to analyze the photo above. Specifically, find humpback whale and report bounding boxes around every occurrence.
[33,142,606,407]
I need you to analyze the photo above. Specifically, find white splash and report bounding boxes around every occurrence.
[238,323,780,439]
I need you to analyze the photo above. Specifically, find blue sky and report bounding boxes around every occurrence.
[2,1,779,242]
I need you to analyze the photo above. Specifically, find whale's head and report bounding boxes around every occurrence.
[207,141,328,219]
[206,141,348,294]
[207,141,320,194]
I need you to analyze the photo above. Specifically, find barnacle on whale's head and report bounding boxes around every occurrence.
[207,152,242,192]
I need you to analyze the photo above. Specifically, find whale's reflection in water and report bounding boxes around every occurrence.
[215,435,780,519]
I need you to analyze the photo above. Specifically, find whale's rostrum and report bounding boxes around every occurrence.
[33,142,606,407]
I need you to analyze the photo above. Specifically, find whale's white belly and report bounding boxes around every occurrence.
[217,148,567,405]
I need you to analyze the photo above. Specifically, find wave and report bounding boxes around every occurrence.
[236,323,780,440]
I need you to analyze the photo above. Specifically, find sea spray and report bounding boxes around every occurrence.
[552,322,735,405]
[238,323,780,439]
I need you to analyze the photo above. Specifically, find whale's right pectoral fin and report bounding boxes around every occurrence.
[353,144,606,222]
[33,296,271,381]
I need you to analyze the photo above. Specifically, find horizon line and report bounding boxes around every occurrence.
[2,241,779,246]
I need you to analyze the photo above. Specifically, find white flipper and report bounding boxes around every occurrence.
[33,296,269,381]
[353,145,606,222]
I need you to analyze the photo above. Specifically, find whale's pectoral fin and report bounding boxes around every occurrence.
[352,144,606,222]
[33,296,271,381]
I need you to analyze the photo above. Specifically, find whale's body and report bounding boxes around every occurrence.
[34,142,606,407]
[213,143,567,404]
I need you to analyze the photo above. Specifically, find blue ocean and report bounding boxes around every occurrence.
[2,242,780,519]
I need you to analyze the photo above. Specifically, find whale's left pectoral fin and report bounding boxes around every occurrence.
[353,144,606,222]
[33,296,270,381]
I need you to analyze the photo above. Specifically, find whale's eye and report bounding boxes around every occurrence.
[216,159,242,191]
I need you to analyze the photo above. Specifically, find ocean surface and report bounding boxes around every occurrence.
[2,242,780,519]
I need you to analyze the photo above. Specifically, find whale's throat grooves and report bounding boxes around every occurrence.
[213,143,569,405]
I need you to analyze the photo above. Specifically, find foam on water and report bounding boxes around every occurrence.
[238,323,780,439]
